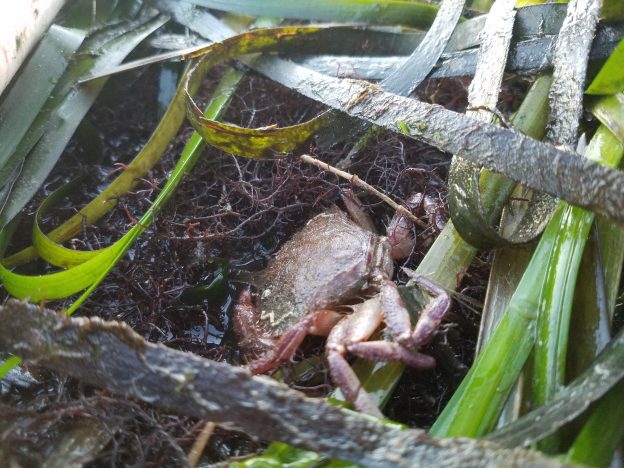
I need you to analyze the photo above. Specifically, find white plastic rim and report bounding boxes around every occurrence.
[0,0,66,96]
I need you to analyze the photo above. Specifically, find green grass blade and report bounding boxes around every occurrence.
[430,119,624,438]
[0,356,23,380]
[485,325,624,447]
[2,40,201,269]
[33,178,110,268]
[0,66,243,302]
[566,380,624,466]
[564,101,624,465]
[528,204,595,452]
[429,206,562,437]
[65,67,244,315]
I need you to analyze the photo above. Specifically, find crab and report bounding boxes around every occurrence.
[233,193,450,417]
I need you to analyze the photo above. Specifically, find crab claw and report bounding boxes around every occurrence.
[386,193,424,260]
[402,272,451,348]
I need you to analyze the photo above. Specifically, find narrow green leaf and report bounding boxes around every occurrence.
[486,325,624,447]
[586,38,624,95]
[33,178,109,268]
[0,356,23,380]
[429,206,563,437]
[2,30,201,269]
[430,109,624,438]
[601,0,624,21]
[0,65,243,303]
[0,25,85,178]
[566,381,624,466]
[65,67,244,315]
[0,12,168,229]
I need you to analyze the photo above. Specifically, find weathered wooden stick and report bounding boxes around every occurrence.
[0,301,567,468]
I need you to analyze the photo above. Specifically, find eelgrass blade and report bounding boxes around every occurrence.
[340,0,465,159]
[528,203,595,448]
[430,116,624,439]
[63,68,244,315]
[382,0,464,96]
[563,58,624,466]
[0,25,85,181]
[1,31,210,268]
[602,0,624,21]
[162,8,624,225]
[0,65,243,302]
[526,0,602,451]
[448,0,537,250]
[434,16,624,433]
[429,206,563,437]
[294,27,619,81]
[565,380,624,467]
[486,325,624,448]
[585,38,624,96]
[544,0,600,148]
[0,9,168,229]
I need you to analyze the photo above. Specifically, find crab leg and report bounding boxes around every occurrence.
[409,275,451,348]
[378,277,419,348]
[246,312,319,374]
[326,297,385,417]
[347,342,435,368]
[340,189,378,233]
[378,276,450,350]
[326,296,435,417]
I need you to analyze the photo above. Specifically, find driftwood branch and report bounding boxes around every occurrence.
[0,301,566,468]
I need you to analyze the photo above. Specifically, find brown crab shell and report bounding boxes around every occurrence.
[251,211,393,336]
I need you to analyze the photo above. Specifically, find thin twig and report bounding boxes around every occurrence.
[300,154,428,228]
[187,421,216,467]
